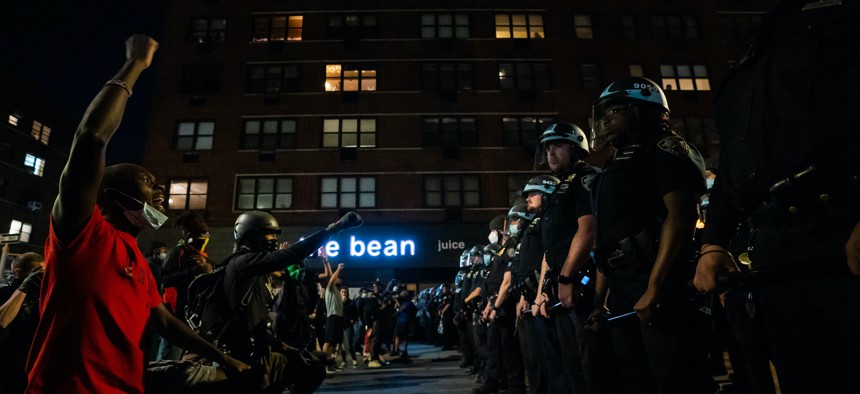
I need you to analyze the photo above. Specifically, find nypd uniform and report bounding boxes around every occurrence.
[702,1,860,392]
[592,131,713,393]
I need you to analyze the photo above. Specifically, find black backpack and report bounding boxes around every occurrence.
[184,253,250,348]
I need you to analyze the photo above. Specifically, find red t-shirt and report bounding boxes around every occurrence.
[26,209,162,394]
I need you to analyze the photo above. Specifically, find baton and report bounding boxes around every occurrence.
[606,311,637,322]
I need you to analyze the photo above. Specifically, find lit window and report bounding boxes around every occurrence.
[191,17,226,43]
[321,176,376,208]
[325,64,377,92]
[660,64,710,91]
[574,15,593,39]
[24,154,45,177]
[421,13,470,39]
[252,15,302,42]
[9,220,32,243]
[495,14,544,39]
[8,114,19,126]
[323,118,376,148]
[175,121,215,150]
[424,175,480,207]
[242,118,297,150]
[629,64,645,77]
[30,120,51,145]
[236,177,293,210]
[168,179,208,210]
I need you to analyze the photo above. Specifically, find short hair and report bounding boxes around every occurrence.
[97,164,149,209]
[12,252,44,273]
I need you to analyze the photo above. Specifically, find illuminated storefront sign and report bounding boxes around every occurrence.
[325,236,416,258]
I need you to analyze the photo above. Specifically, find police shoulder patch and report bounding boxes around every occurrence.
[580,174,596,191]
[657,135,691,158]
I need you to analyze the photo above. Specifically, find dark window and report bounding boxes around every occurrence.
[181,65,222,95]
[421,13,470,38]
[422,117,478,147]
[241,118,297,150]
[651,15,699,41]
[499,63,551,90]
[191,17,227,43]
[236,176,293,210]
[424,175,480,207]
[502,116,553,148]
[422,63,473,91]
[581,64,601,90]
[246,64,300,93]
[327,14,378,39]
[621,15,637,39]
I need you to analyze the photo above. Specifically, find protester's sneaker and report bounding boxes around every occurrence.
[352,360,358,368]
[368,360,383,368]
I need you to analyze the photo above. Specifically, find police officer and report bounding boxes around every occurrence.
[694,2,860,392]
[455,249,476,369]
[513,176,559,394]
[463,244,490,379]
[590,77,714,393]
[533,122,603,394]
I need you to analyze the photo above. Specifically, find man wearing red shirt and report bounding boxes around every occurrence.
[25,34,249,394]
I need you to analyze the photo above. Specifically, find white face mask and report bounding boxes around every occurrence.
[509,224,521,237]
[482,254,492,266]
[158,252,168,261]
[488,231,499,244]
[124,202,169,230]
[108,188,168,231]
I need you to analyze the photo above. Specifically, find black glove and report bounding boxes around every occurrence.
[17,266,44,295]
[329,212,363,233]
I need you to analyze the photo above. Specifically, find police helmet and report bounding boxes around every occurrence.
[460,250,471,268]
[535,123,590,170]
[488,215,507,232]
[590,77,669,150]
[521,175,560,197]
[469,245,484,263]
[234,211,282,243]
[508,203,535,222]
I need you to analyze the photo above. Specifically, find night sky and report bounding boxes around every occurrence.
[2,0,166,164]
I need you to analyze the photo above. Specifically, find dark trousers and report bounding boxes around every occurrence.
[723,288,776,394]
[558,308,617,394]
[532,315,570,393]
[456,312,475,364]
[744,223,860,394]
[518,316,545,394]
[608,293,715,394]
[756,274,860,394]
[553,309,588,394]
[498,312,526,391]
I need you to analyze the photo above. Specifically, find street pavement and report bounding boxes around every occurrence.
[316,344,475,394]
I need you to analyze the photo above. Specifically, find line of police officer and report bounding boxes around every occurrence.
[452,75,717,394]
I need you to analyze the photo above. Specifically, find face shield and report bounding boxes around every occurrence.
[590,102,631,151]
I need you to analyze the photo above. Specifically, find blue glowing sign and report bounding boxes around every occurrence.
[325,236,416,258]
